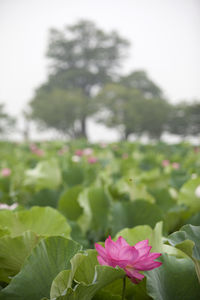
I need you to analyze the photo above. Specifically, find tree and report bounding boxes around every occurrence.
[96,83,171,140]
[97,84,144,140]
[138,97,171,139]
[31,20,130,138]
[0,103,16,136]
[167,102,189,137]
[120,70,163,99]
[187,101,200,136]
[30,89,89,138]
[167,101,200,137]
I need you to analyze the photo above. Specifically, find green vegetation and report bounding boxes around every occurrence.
[0,141,200,299]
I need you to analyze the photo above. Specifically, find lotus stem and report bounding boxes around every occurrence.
[122,276,126,300]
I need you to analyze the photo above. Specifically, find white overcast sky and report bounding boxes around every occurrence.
[0,0,200,141]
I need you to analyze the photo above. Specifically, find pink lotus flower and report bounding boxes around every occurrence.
[58,146,68,155]
[30,143,37,151]
[87,156,98,164]
[34,149,44,157]
[75,149,84,157]
[172,162,180,169]
[162,160,170,167]
[83,148,93,156]
[122,153,129,159]
[1,168,11,177]
[100,142,107,148]
[0,203,18,210]
[194,147,199,153]
[30,144,44,156]
[95,236,162,284]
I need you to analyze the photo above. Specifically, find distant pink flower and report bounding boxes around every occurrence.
[162,160,170,167]
[34,149,44,157]
[194,147,200,153]
[95,236,162,284]
[58,146,68,155]
[0,203,18,210]
[87,156,98,164]
[30,144,44,156]
[1,168,11,177]
[172,162,180,169]
[122,153,129,159]
[83,148,93,156]
[30,144,37,151]
[100,142,107,148]
[112,144,119,150]
[75,149,84,157]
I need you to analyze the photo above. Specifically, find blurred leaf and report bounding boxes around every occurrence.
[27,189,61,208]
[78,187,110,233]
[178,177,200,216]
[116,178,155,203]
[111,200,164,235]
[63,164,84,187]
[24,159,62,190]
[58,186,83,220]
[0,206,71,238]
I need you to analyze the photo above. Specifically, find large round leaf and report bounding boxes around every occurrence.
[0,231,40,282]
[111,200,164,235]
[146,254,200,300]
[168,224,200,282]
[0,237,81,300]
[49,250,126,300]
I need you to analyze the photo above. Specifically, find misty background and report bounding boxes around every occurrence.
[0,0,200,141]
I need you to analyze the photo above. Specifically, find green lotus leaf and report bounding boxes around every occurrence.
[168,224,200,282]
[24,159,62,190]
[78,187,111,233]
[146,254,200,300]
[111,201,164,235]
[58,185,83,221]
[0,206,71,238]
[0,231,41,282]
[0,237,81,300]
[178,177,200,216]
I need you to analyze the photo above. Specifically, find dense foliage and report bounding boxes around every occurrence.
[0,141,200,299]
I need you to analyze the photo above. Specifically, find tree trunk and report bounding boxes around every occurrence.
[80,118,87,139]
[121,130,129,141]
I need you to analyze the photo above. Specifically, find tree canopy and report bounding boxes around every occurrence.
[31,20,130,138]
[120,70,163,99]
[30,89,91,138]
[168,101,200,137]
[96,83,170,140]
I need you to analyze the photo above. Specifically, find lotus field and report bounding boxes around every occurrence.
[0,141,200,300]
